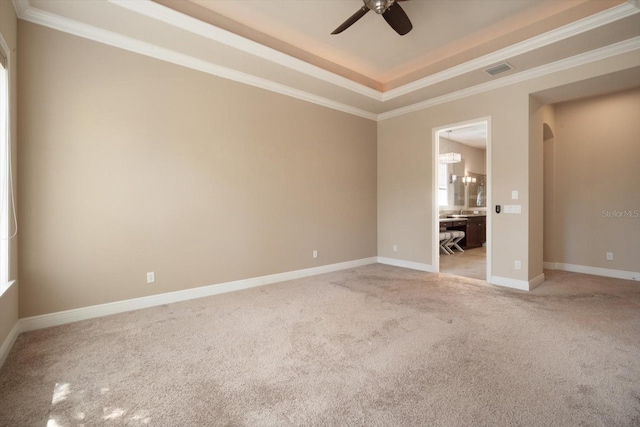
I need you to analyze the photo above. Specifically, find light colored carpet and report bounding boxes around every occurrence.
[1,265,639,426]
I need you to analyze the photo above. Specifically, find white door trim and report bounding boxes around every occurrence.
[432,117,492,281]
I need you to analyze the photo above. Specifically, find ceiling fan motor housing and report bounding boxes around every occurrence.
[365,0,395,14]
[332,0,410,35]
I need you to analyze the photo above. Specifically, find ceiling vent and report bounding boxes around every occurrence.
[484,62,513,76]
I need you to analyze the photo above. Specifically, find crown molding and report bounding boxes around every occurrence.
[12,0,377,121]
[11,0,640,122]
[110,0,639,103]
[377,36,640,120]
[383,2,640,101]
[108,0,384,101]
[11,0,28,17]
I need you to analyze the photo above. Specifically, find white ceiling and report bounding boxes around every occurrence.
[187,0,567,85]
[443,124,487,149]
[13,0,640,120]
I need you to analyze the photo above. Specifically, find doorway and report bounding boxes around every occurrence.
[432,118,491,281]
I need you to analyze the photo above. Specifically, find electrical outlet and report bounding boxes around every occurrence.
[514,261,521,270]
[606,252,613,261]
[313,250,318,258]
[146,272,155,284]
[393,245,398,252]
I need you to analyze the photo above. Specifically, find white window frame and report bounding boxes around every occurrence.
[0,33,13,295]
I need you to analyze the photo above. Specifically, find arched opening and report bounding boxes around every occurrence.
[543,122,556,268]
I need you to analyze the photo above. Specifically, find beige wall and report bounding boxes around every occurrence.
[17,22,377,317]
[378,50,640,285]
[527,98,549,282]
[0,0,19,351]
[542,107,557,266]
[11,14,640,321]
[546,88,640,273]
[379,88,531,280]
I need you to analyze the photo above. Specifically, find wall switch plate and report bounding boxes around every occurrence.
[606,252,613,261]
[393,245,398,252]
[146,272,155,283]
[313,250,318,258]
[514,261,521,270]
[512,190,519,200]
[504,205,522,214]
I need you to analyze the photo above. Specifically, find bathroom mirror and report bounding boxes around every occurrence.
[467,172,486,207]
[439,159,465,207]
[452,166,465,206]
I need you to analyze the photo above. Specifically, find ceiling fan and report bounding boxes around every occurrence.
[332,0,412,36]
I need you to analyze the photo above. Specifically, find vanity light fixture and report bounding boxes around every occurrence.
[439,152,461,163]
[462,176,477,185]
[440,130,461,163]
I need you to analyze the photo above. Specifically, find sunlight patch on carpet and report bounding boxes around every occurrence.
[51,383,70,405]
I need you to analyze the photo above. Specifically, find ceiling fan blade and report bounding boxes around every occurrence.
[331,5,370,34]
[382,2,412,35]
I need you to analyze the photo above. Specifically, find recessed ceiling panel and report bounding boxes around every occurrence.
[181,0,627,85]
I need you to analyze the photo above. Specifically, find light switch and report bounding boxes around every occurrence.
[511,190,519,200]
[504,205,522,214]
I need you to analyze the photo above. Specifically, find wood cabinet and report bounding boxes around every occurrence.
[464,216,486,249]
[440,216,486,249]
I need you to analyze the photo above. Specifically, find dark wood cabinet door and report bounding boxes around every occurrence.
[463,216,486,249]
[466,223,479,248]
[479,221,486,243]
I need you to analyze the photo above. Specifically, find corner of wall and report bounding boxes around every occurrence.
[527,96,546,282]
[0,281,20,368]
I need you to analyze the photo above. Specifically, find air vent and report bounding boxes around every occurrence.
[484,62,513,76]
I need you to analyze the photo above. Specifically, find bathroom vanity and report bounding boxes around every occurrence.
[440,215,486,249]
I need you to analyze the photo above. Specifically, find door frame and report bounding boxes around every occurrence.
[431,117,492,281]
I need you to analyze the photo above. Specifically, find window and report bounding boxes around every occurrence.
[0,35,13,294]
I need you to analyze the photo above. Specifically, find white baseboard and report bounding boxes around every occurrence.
[378,257,546,291]
[377,257,434,272]
[0,322,20,368]
[490,276,530,291]
[529,273,546,290]
[546,262,639,281]
[17,257,378,334]
[19,256,633,367]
